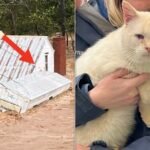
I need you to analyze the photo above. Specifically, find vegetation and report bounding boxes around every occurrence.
[0,0,74,36]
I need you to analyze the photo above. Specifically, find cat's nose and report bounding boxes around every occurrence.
[145,47,150,52]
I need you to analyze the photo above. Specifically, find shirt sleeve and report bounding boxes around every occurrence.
[76,74,106,126]
[123,136,150,150]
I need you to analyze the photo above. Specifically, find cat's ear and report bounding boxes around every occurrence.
[122,1,138,24]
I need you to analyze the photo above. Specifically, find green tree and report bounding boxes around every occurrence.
[0,0,74,35]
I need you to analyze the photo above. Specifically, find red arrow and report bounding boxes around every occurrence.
[2,34,34,64]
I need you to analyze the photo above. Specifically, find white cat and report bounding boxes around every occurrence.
[76,1,150,149]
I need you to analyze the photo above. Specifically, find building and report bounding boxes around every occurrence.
[0,36,70,113]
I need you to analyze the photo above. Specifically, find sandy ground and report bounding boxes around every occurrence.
[0,45,74,150]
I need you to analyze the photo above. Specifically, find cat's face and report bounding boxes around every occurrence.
[122,1,150,64]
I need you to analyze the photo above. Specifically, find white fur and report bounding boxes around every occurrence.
[76,1,150,149]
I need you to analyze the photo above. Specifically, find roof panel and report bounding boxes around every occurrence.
[1,72,71,100]
[0,36,51,81]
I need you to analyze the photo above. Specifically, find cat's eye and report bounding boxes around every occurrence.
[135,34,144,40]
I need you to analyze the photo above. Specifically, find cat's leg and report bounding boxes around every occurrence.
[139,80,150,127]
[76,106,136,148]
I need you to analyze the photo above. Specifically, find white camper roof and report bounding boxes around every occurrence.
[0,36,54,82]
[0,36,70,113]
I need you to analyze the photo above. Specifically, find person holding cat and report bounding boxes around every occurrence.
[76,0,150,150]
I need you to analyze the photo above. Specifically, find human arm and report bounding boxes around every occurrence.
[76,74,106,126]
[88,69,149,109]
[76,70,149,126]
[75,0,111,126]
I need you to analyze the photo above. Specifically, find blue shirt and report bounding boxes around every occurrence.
[96,0,109,20]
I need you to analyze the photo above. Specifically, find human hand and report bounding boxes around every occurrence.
[76,144,90,150]
[88,69,150,109]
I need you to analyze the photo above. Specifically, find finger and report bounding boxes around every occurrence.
[133,98,139,105]
[127,73,150,87]
[123,72,138,79]
[127,89,139,97]
[126,95,140,104]
[118,96,139,108]
[110,69,129,79]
